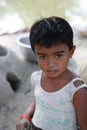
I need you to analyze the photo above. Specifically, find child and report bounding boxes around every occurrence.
[16,16,87,130]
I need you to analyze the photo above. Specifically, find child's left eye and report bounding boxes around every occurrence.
[56,53,63,58]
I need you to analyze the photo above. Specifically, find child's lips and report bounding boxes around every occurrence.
[47,69,58,73]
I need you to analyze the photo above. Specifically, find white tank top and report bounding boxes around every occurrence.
[31,70,87,130]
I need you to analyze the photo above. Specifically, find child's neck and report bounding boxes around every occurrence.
[41,69,75,92]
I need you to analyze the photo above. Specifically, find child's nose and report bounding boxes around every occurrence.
[47,57,57,67]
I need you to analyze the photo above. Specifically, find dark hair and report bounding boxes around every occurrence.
[30,16,73,52]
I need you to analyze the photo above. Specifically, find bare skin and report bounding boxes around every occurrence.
[73,88,87,130]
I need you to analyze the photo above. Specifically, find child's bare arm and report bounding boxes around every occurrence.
[74,87,87,130]
[24,99,36,117]
[16,99,36,130]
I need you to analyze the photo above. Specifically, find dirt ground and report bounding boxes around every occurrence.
[0,31,87,130]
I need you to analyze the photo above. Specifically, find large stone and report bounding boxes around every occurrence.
[0,43,39,105]
[0,45,31,104]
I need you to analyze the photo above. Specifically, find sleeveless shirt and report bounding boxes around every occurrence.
[31,70,87,130]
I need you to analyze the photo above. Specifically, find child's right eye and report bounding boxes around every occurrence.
[39,55,47,60]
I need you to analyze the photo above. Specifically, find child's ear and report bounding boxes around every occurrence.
[70,45,76,58]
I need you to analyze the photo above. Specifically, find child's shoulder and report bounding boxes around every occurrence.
[68,76,87,101]
[67,70,87,88]
[31,70,42,77]
[30,70,42,87]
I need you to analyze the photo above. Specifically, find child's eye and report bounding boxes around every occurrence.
[39,55,47,60]
[56,53,63,58]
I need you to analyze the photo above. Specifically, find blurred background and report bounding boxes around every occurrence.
[0,0,87,34]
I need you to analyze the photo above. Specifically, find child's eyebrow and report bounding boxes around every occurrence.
[55,50,65,54]
[36,52,45,55]
[36,50,65,55]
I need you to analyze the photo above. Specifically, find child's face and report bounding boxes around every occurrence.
[34,43,75,78]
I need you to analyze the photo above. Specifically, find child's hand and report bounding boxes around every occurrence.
[16,118,31,130]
